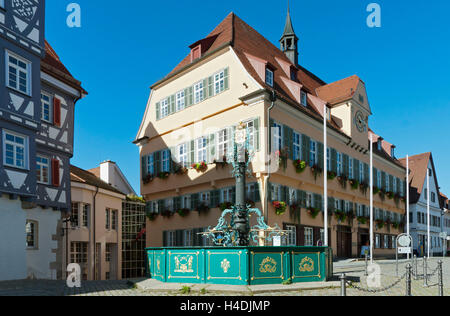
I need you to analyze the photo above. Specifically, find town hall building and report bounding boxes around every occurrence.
[134,10,407,259]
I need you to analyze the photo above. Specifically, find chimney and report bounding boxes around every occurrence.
[100,160,115,185]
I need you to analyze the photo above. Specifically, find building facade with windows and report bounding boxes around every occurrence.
[135,11,407,259]
[440,193,450,255]
[67,165,126,281]
[0,1,86,280]
[399,153,445,256]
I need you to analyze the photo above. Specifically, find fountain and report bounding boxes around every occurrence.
[146,123,333,285]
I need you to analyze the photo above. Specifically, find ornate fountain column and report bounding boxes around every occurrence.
[232,124,250,246]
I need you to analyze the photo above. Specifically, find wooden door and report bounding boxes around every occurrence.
[337,226,352,258]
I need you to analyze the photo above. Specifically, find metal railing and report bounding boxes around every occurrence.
[340,259,445,296]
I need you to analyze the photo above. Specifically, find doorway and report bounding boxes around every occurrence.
[337,226,352,258]
[358,228,370,258]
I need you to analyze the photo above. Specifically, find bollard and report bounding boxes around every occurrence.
[423,256,428,287]
[438,260,443,297]
[365,253,368,276]
[340,273,347,296]
[413,255,418,280]
[406,264,412,296]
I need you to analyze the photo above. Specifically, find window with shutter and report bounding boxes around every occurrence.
[354,159,360,181]
[310,140,317,166]
[208,134,216,163]
[51,158,60,187]
[317,142,324,168]
[253,118,260,151]
[169,95,175,114]
[53,97,61,127]
[224,67,229,90]
[329,148,335,173]
[155,102,161,120]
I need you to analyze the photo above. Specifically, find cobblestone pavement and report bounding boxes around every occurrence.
[0,258,448,296]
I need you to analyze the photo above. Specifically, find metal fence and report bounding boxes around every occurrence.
[340,258,444,296]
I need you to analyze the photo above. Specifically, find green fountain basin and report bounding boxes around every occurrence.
[146,246,333,285]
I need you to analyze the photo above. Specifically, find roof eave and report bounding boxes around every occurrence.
[150,42,233,90]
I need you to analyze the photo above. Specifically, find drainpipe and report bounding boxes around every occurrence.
[93,186,99,280]
[263,90,277,229]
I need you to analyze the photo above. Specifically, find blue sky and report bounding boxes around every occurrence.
[46,0,450,196]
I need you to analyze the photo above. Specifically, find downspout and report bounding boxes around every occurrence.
[93,186,99,280]
[263,90,277,228]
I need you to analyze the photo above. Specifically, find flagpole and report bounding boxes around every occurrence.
[406,155,410,260]
[427,170,431,258]
[324,104,328,247]
[370,134,374,264]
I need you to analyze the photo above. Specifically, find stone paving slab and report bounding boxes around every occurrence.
[134,278,341,295]
[0,258,448,296]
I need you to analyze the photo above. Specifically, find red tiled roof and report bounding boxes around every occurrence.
[399,153,430,198]
[156,13,354,134]
[42,41,87,95]
[88,167,100,178]
[398,152,442,206]
[316,75,361,106]
[70,165,125,195]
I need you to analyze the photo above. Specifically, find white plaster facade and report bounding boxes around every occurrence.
[409,160,444,256]
[26,206,60,280]
[0,196,27,281]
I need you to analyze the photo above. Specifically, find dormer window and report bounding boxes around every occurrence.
[391,146,395,158]
[191,45,201,62]
[377,138,382,151]
[265,68,274,87]
[290,67,297,81]
[300,90,307,106]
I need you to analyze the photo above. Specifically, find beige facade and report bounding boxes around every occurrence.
[136,13,407,258]
[64,168,126,281]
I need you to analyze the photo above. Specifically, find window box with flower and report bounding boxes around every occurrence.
[192,161,208,172]
[373,187,380,195]
[293,159,307,173]
[147,213,158,221]
[359,182,369,195]
[214,156,228,169]
[337,175,348,189]
[275,148,289,171]
[272,201,287,216]
[177,208,190,217]
[174,163,188,175]
[289,203,301,223]
[334,210,347,222]
[143,174,154,184]
[357,216,369,225]
[327,171,337,181]
[307,207,320,219]
[375,219,385,229]
[161,209,174,218]
[310,165,323,181]
[349,179,359,190]
[158,172,170,180]
[196,203,210,215]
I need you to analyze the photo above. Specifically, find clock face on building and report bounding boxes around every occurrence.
[354,111,366,133]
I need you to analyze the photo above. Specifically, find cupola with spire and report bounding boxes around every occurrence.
[280,2,299,66]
